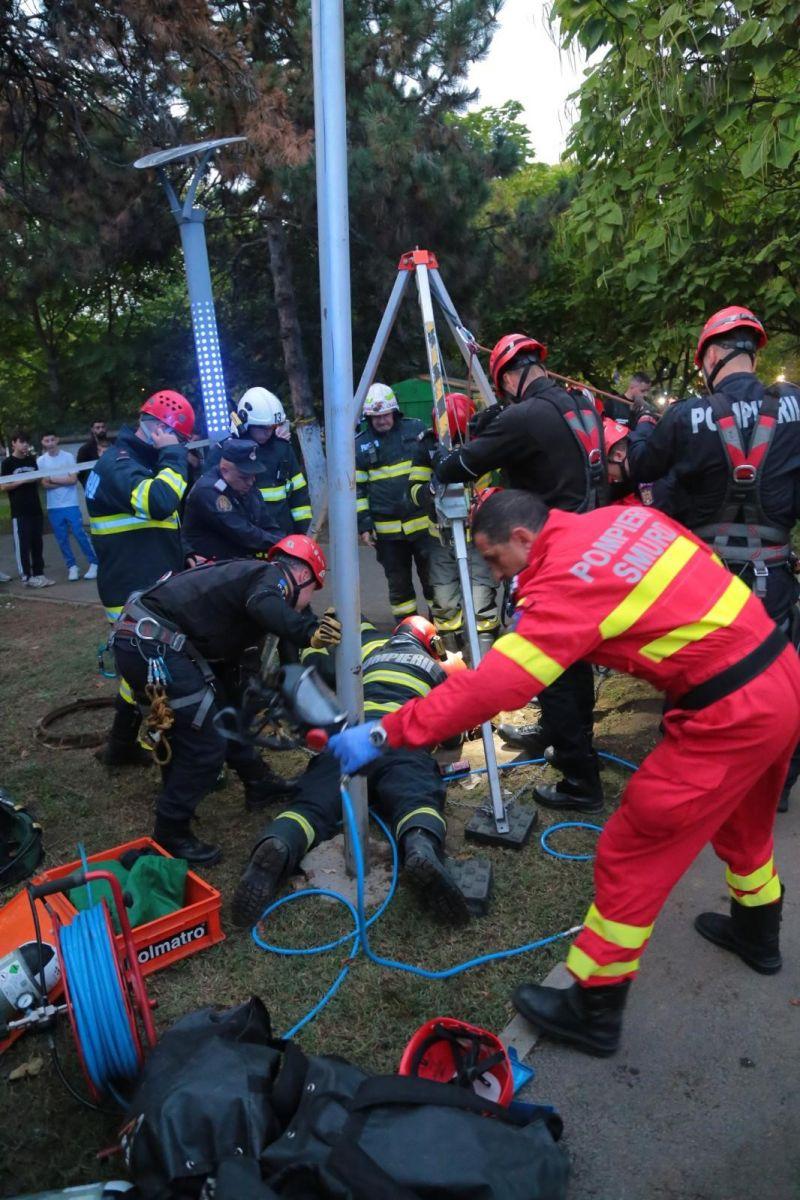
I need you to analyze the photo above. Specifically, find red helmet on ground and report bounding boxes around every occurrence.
[603,419,629,454]
[394,615,446,660]
[267,534,327,589]
[399,1017,514,1107]
[140,390,195,438]
[434,392,476,442]
[488,334,548,393]
[694,307,767,367]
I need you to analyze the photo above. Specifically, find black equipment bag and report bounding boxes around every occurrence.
[124,999,568,1200]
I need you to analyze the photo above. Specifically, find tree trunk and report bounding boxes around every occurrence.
[30,298,62,415]
[264,209,328,532]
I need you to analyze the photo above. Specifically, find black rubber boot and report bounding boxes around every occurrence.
[496,723,550,756]
[95,698,152,768]
[243,770,298,812]
[544,745,606,774]
[231,836,296,928]
[153,818,222,867]
[513,980,630,1057]
[401,829,470,925]
[695,893,783,974]
[534,776,604,815]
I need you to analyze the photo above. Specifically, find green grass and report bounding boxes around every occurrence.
[0,597,660,1196]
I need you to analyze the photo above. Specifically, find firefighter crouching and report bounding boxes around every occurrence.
[110,535,341,866]
[86,390,193,768]
[182,437,283,562]
[356,383,433,619]
[432,335,608,813]
[232,615,469,928]
[628,306,800,812]
[329,490,800,1057]
[414,392,500,658]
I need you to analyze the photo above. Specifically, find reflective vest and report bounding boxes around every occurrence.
[355,417,432,539]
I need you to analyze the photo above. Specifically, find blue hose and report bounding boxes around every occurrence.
[539,822,602,862]
[253,750,637,1037]
[60,904,139,1094]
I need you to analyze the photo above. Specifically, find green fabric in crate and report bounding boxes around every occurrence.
[69,853,188,933]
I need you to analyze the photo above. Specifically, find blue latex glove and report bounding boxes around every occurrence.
[328,722,381,774]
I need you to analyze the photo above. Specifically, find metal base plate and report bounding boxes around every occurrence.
[464,804,538,849]
[446,856,493,917]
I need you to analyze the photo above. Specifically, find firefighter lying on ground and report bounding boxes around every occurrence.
[182,437,283,562]
[231,615,470,928]
[413,392,501,659]
[328,489,800,1058]
[109,535,340,867]
[356,383,433,619]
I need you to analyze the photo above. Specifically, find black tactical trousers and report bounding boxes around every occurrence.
[114,642,268,823]
[258,748,447,860]
[537,660,600,787]
[375,535,433,619]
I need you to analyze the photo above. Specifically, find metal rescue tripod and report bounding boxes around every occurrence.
[353,250,536,848]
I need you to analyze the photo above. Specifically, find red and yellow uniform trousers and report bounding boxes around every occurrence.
[380,505,800,988]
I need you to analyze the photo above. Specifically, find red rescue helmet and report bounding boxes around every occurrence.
[394,615,446,660]
[694,307,767,367]
[267,534,327,589]
[140,390,195,438]
[488,333,548,393]
[469,484,504,528]
[434,392,476,442]
[603,419,629,454]
[399,1017,514,1107]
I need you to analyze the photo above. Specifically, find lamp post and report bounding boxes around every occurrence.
[133,137,246,440]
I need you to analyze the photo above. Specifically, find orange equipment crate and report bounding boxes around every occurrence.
[31,836,224,976]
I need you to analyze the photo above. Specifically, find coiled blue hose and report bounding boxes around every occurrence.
[59,904,139,1093]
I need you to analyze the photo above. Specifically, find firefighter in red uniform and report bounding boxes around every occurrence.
[329,489,800,1056]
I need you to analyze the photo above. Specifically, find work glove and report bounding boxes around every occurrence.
[310,608,342,649]
[328,722,382,774]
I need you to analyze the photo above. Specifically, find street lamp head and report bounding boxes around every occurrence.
[132,136,246,170]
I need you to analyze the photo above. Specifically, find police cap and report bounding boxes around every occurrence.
[219,438,266,474]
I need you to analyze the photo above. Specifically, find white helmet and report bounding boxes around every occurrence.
[237,387,286,430]
[362,383,399,419]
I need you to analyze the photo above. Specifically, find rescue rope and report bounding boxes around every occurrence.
[143,684,174,765]
[35,697,116,750]
[253,752,637,1038]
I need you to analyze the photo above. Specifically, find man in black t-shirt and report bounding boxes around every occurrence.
[0,432,54,587]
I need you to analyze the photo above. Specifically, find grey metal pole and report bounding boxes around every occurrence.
[414,262,509,833]
[312,0,368,872]
[429,269,496,410]
[351,270,411,427]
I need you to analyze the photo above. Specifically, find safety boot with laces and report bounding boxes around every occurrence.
[232,836,296,927]
[401,829,470,925]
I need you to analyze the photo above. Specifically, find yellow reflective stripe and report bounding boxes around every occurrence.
[105,605,123,623]
[290,473,307,490]
[390,598,417,615]
[158,467,187,500]
[91,514,180,534]
[130,477,153,518]
[368,460,413,481]
[356,470,369,483]
[599,536,699,639]
[375,519,403,534]
[729,874,781,907]
[567,945,640,981]
[290,505,313,521]
[409,466,433,483]
[402,515,430,535]
[363,669,430,697]
[395,806,446,838]
[477,618,500,633]
[364,700,402,715]
[260,484,291,501]
[493,632,564,687]
[726,856,774,893]
[584,903,654,950]
[118,677,136,704]
[356,498,370,512]
[639,576,751,663]
[435,614,463,632]
[362,639,387,658]
[279,810,315,850]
